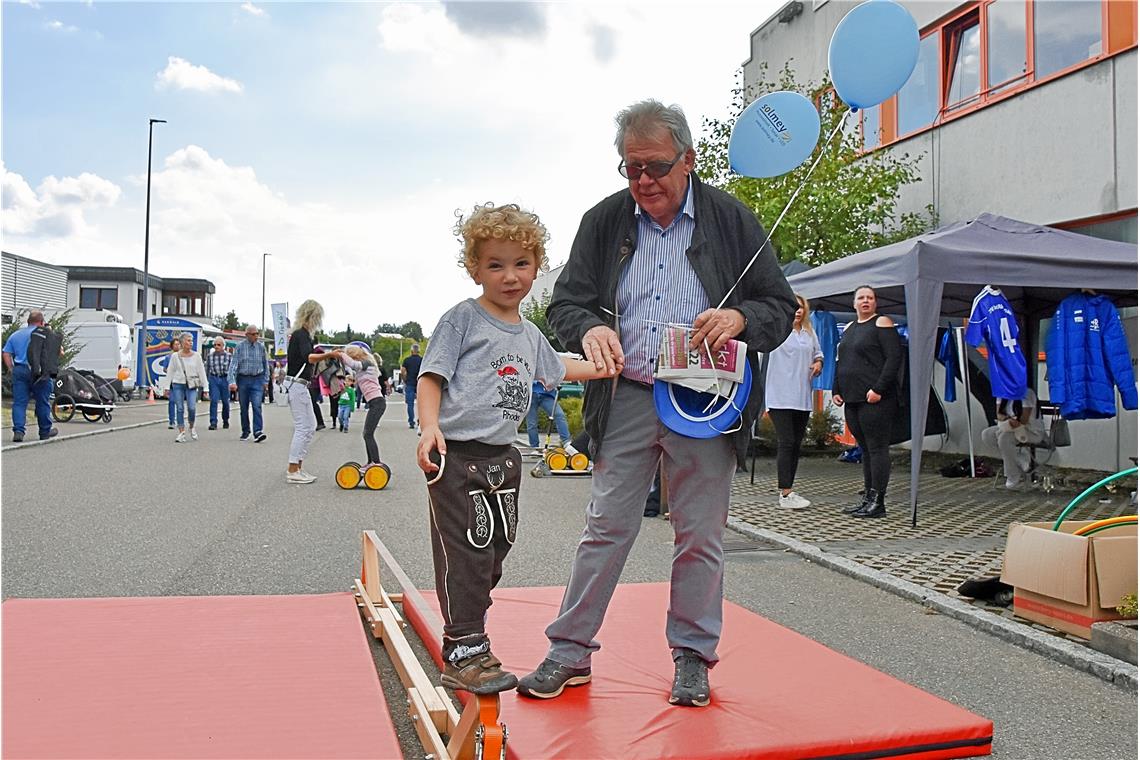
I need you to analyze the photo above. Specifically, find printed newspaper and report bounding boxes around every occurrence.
[654,325,745,397]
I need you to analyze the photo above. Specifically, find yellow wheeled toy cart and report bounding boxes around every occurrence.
[530,446,590,477]
[335,461,393,490]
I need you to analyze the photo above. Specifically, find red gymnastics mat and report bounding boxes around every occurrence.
[2,593,400,759]
[406,583,993,760]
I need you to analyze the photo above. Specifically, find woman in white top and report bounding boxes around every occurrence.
[764,294,824,509]
[167,332,209,442]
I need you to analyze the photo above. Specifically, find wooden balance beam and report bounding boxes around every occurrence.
[354,530,507,760]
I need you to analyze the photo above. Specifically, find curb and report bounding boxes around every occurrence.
[727,516,1139,694]
[3,418,168,450]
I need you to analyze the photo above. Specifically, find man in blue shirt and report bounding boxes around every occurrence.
[3,310,58,442]
[227,324,271,442]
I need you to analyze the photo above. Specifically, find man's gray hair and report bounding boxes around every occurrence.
[411,343,420,352]
[613,99,693,158]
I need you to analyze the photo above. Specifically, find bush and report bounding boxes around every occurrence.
[1118,593,1138,618]
[807,407,843,448]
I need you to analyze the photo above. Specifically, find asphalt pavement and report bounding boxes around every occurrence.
[1,399,1136,759]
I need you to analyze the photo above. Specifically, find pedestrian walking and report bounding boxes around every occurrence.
[227,324,271,443]
[832,286,902,519]
[2,310,59,442]
[401,343,422,430]
[165,338,179,429]
[167,333,208,443]
[285,300,326,484]
[765,294,824,510]
[206,337,231,431]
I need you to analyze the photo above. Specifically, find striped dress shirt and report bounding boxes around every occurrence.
[616,178,708,383]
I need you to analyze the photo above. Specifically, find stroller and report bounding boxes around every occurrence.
[75,368,131,405]
[52,367,115,423]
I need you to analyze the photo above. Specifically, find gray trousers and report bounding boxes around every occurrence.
[287,380,317,465]
[545,380,735,668]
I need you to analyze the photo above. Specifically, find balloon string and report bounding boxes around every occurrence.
[714,110,851,312]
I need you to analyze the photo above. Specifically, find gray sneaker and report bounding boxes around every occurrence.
[516,658,592,699]
[669,650,710,707]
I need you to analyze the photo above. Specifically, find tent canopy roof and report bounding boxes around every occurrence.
[789,213,1137,319]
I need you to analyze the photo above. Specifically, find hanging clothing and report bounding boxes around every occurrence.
[936,326,958,403]
[810,309,839,391]
[1046,292,1138,420]
[966,286,1027,401]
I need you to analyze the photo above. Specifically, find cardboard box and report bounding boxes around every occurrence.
[1000,520,1137,639]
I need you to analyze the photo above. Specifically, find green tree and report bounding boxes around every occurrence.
[521,289,562,351]
[212,309,241,331]
[695,65,936,267]
[398,321,424,341]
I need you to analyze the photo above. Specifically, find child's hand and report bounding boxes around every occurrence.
[417,425,447,473]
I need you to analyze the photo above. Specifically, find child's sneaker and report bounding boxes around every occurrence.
[190,428,198,441]
[174,432,186,443]
[441,652,518,695]
[516,658,592,699]
[563,442,579,457]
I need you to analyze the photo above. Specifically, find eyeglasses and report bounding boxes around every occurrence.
[617,151,684,181]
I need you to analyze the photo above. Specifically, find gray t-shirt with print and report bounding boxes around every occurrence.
[421,299,566,445]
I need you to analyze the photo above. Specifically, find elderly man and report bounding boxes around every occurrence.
[227,325,271,442]
[206,337,232,431]
[3,310,58,442]
[517,99,795,707]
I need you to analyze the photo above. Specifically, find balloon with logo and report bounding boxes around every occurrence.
[728,91,821,179]
[828,0,919,110]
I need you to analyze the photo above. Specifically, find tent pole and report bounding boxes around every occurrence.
[955,326,975,477]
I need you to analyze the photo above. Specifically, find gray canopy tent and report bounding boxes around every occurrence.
[787,213,1138,525]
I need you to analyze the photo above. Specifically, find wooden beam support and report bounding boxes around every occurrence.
[408,687,450,760]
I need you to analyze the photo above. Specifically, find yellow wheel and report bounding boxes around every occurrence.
[336,462,362,490]
[363,463,391,490]
[569,452,589,471]
[546,450,569,471]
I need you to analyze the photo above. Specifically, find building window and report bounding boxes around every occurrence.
[897,33,941,136]
[945,11,982,113]
[1034,1,1103,80]
[162,290,210,317]
[986,0,1029,94]
[79,287,118,310]
[137,288,145,312]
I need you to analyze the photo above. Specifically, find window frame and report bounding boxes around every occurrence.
[79,286,118,311]
[870,0,1133,151]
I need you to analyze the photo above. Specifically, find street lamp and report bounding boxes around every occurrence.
[141,117,166,389]
[261,252,271,339]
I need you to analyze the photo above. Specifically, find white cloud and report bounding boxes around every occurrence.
[155,56,243,94]
[18,0,41,8]
[45,19,79,33]
[2,162,121,238]
[240,2,267,17]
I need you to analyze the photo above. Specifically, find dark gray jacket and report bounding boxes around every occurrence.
[548,174,797,453]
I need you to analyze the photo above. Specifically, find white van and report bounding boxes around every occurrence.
[70,320,134,389]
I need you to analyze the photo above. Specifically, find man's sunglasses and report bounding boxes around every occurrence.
[617,151,684,181]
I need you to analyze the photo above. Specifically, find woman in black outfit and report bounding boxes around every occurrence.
[832,286,901,518]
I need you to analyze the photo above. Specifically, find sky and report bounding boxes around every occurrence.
[2,0,783,335]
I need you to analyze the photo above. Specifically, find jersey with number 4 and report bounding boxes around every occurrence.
[966,287,1027,400]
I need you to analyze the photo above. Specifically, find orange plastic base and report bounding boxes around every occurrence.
[2,593,399,759]
[405,583,993,760]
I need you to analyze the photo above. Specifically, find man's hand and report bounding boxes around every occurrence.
[417,425,446,473]
[866,389,882,404]
[582,325,624,376]
[690,308,746,354]
[833,394,844,407]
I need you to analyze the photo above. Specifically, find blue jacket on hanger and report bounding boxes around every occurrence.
[1046,292,1138,420]
[810,310,839,392]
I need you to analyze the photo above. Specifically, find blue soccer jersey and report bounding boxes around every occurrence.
[966,286,1028,400]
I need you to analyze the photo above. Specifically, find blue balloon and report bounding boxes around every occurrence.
[728,91,821,179]
[828,0,919,110]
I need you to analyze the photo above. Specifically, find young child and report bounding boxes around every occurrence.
[416,203,610,695]
[337,376,356,433]
[339,345,387,464]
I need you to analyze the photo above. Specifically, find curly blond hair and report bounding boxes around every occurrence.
[453,203,549,278]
